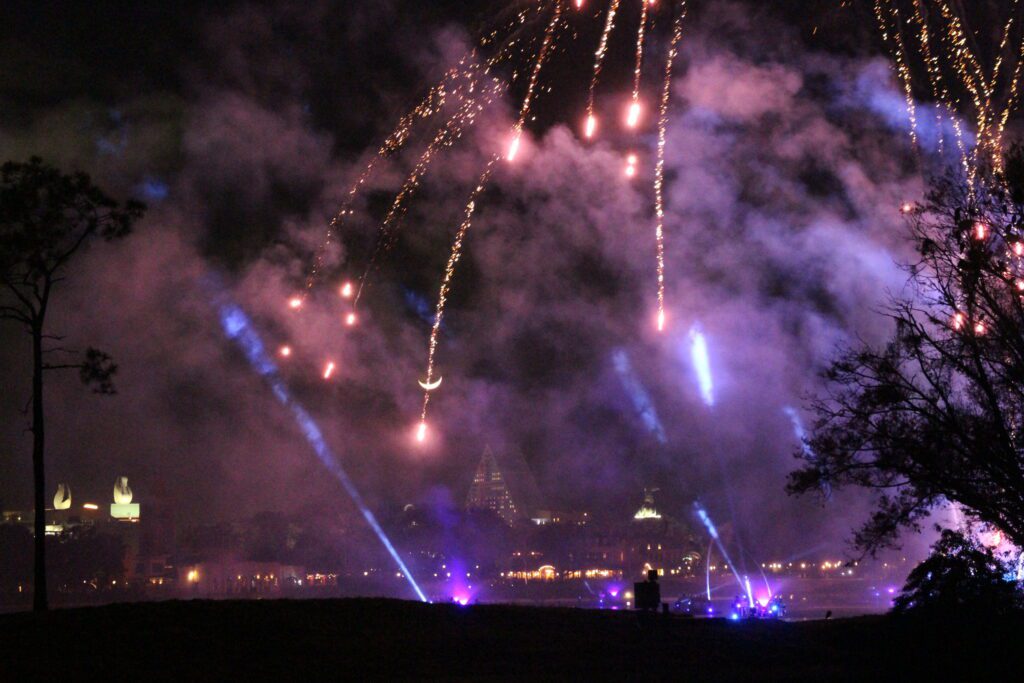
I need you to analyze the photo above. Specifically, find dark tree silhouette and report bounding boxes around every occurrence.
[0,524,33,597]
[893,529,1020,615]
[0,157,143,611]
[789,150,1024,555]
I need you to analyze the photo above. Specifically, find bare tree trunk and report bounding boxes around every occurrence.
[31,320,47,612]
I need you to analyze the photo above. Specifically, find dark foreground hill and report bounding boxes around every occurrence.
[0,598,1019,681]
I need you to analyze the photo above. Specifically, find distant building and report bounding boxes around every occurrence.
[4,485,108,536]
[504,490,702,582]
[585,489,699,577]
[632,489,662,520]
[466,446,518,524]
[110,476,140,521]
[177,561,304,598]
[465,446,544,525]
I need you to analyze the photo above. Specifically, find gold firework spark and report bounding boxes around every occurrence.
[509,0,566,160]
[585,0,623,138]
[627,0,652,129]
[418,158,499,430]
[353,67,504,306]
[653,0,688,332]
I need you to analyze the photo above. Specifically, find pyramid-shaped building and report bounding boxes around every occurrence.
[465,446,542,525]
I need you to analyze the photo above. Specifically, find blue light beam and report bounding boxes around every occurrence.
[688,326,714,407]
[216,297,429,603]
[612,349,667,444]
[784,406,830,496]
[694,502,745,595]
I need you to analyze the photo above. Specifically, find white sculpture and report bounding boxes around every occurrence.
[113,477,133,505]
[53,483,71,510]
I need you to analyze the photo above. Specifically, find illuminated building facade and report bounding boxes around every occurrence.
[2,479,135,537]
[632,489,662,520]
[465,446,528,525]
[502,490,702,582]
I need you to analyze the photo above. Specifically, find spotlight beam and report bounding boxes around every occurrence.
[215,293,429,603]
[612,348,667,443]
[688,325,714,406]
[694,502,746,597]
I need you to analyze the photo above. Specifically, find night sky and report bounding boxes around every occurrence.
[2,0,1010,561]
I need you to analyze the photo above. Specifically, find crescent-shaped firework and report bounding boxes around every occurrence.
[418,376,443,391]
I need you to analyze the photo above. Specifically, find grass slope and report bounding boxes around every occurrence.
[0,598,1018,681]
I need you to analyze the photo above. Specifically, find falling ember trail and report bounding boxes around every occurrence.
[355,70,503,307]
[508,0,564,161]
[653,0,688,330]
[874,0,918,152]
[624,153,638,177]
[302,66,468,298]
[506,133,521,161]
[627,0,651,128]
[585,0,622,138]
[909,0,970,182]
[418,158,499,436]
